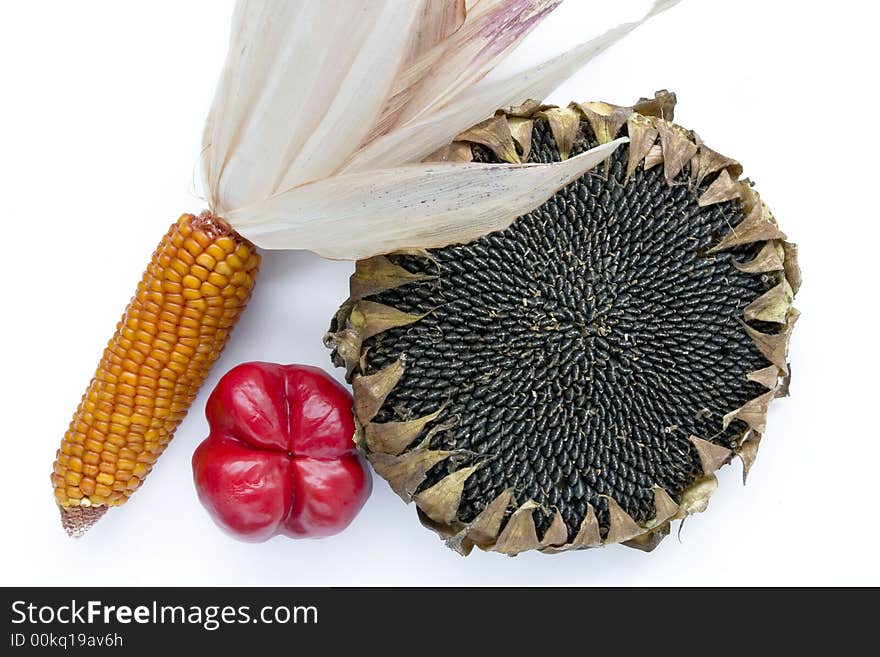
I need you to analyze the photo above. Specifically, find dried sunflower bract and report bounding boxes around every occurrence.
[326,91,800,556]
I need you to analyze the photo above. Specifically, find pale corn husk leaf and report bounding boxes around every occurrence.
[204,1,421,214]
[406,0,467,63]
[400,1,561,122]
[370,0,561,142]
[344,0,680,174]
[205,0,681,257]
[225,139,625,259]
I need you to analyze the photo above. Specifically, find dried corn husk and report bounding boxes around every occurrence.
[201,0,681,258]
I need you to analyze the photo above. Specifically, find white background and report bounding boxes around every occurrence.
[1,0,877,586]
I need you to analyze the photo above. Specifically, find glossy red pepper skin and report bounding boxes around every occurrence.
[192,363,371,542]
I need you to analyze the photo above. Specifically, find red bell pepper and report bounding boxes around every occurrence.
[192,362,371,542]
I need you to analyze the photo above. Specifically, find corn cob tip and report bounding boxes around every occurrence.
[59,505,108,538]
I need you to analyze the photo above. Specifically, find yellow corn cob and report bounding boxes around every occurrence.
[52,212,260,536]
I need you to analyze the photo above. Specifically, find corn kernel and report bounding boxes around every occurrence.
[206,244,226,260]
[215,261,234,277]
[191,265,210,282]
[183,237,203,257]
[196,252,216,269]
[207,272,228,287]
[96,472,115,486]
[170,259,189,276]
[216,236,236,253]
[193,230,213,248]
[178,248,195,265]
[93,484,112,498]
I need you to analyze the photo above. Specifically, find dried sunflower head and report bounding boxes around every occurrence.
[326,91,800,556]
